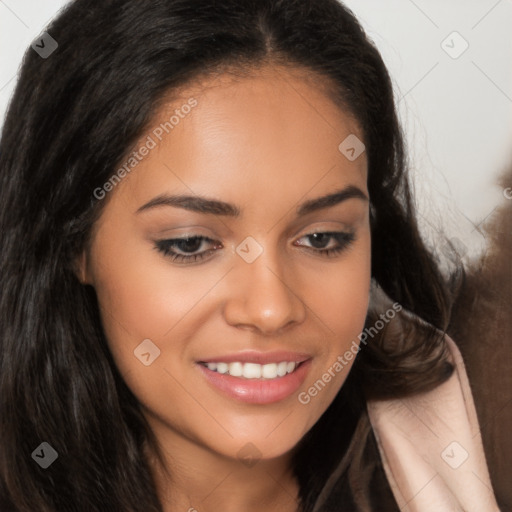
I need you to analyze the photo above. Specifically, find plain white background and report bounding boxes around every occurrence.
[1,0,511,260]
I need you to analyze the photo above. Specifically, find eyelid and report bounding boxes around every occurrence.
[295,221,353,236]
[153,228,356,264]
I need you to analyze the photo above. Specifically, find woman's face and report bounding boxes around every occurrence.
[79,65,371,463]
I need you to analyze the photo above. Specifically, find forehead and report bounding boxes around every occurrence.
[111,64,367,212]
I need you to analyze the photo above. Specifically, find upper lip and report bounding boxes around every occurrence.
[198,350,311,365]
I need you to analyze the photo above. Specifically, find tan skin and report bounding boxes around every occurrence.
[77,64,371,512]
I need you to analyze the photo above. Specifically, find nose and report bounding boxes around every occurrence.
[222,246,307,336]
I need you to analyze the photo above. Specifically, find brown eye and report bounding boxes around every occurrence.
[154,236,220,263]
[295,231,355,257]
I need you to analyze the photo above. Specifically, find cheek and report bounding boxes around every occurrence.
[86,240,199,389]
[90,239,215,343]
[298,232,371,412]
[314,231,371,341]
[88,246,217,433]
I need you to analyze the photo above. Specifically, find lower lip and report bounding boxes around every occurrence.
[196,360,312,404]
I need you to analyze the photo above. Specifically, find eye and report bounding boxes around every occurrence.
[154,231,355,264]
[154,235,221,264]
[295,231,355,257]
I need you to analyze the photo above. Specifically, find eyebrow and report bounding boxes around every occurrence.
[136,185,368,217]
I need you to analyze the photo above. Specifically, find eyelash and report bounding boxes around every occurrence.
[154,231,356,264]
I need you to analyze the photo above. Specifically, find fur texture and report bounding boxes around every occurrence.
[448,163,512,511]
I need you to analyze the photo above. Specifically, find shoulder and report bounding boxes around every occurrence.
[367,334,501,512]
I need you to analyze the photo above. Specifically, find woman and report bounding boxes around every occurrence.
[0,0,500,510]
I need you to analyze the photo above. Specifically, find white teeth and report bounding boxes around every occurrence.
[216,362,229,374]
[204,361,299,379]
[243,363,261,379]
[262,363,277,379]
[277,361,288,377]
[229,362,243,377]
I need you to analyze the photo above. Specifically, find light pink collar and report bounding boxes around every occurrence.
[367,335,501,511]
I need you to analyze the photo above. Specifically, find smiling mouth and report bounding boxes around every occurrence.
[196,358,312,404]
[198,360,304,380]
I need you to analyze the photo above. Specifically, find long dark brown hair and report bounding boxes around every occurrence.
[0,1,454,510]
